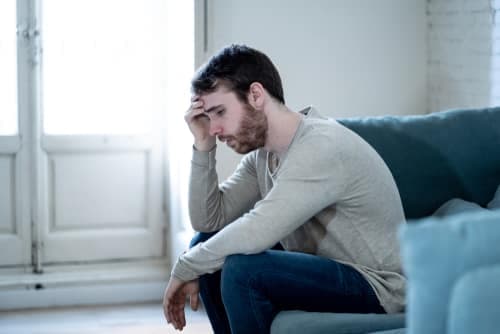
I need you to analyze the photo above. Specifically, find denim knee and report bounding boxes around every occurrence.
[221,253,274,333]
[220,254,257,299]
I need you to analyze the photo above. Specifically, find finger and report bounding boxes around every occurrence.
[173,311,185,330]
[165,301,174,324]
[185,98,203,112]
[172,305,183,329]
[190,293,199,311]
[163,303,171,323]
[191,100,203,109]
[169,309,179,329]
[176,313,185,330]
[176,300,187,329]
[163,294,172,323]
[185,103,206,121]
[168,299,182,327]
[180,308,186,329]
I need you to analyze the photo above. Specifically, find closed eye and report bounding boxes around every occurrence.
[204,104,225,117]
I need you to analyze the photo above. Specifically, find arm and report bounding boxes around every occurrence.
[173,134,348,281]
[185,96,261,232]
[189,148,262,232]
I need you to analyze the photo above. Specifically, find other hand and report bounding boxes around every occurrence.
[163,277,200,331]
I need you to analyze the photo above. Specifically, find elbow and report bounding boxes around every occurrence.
[190,217,221,233]
[189,210,226,233]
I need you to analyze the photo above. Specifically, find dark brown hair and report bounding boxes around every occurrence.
[191,44,285,104]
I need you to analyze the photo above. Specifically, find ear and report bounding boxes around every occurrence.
[247,82,266,109]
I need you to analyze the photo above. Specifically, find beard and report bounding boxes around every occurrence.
[220,104,268,154]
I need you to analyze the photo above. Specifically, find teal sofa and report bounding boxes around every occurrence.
[271,107,500,334]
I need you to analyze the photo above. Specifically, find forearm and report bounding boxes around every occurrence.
[173,176,340,281]
[188,148,262,233]
[188,147,227,232]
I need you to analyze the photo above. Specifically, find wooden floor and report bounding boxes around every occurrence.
[0,302,212,334]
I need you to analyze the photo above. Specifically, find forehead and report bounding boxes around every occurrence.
[200,86,240,110]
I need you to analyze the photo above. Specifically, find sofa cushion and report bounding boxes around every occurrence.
[339,107,500,219]
[270,311,405,334]
[399,210,500,334]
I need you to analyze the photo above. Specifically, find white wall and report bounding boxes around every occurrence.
[205,0,427,179]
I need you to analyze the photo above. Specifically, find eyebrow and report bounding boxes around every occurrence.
[204,104,224,114]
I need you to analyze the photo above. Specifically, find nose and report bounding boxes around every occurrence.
[209,120,222,137]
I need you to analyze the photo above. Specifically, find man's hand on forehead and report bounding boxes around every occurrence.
[191,95,210,114]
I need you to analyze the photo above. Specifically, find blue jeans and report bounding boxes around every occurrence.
[190,232,385,334]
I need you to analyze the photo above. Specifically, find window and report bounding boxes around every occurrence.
[42,0,165,135]
[1,0,195,271]
[0,0,18,135]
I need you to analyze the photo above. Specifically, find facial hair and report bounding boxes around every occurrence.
[225,105,268,154]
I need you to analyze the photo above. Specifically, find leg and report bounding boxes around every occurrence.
[190,232,285,334]
[220,250,384,334]
[190,232,232,334]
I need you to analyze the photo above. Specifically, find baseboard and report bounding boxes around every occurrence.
[0,259,170,310]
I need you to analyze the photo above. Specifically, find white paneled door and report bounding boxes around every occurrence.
[0,0,168,269]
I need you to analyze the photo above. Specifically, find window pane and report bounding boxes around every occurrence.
[42,0,166,135]
[0,1,18,135]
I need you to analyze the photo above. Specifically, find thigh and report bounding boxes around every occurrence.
[226,250,384,314]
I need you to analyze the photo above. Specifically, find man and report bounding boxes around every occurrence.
[163,44,406,334]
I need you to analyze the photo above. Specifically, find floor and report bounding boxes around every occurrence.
[0,302,213,334]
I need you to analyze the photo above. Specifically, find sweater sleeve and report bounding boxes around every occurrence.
[188,146,262,232]
[173,135,348,281]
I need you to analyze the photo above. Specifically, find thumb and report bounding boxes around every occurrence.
[190,292,199,311]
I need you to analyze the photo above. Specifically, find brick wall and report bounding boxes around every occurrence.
[427,0,495,112]
[492,0,500,106]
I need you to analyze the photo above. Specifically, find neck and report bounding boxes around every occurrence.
[263,103,303,156]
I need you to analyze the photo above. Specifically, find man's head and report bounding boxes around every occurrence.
[198,84,268,154]
[191,45,284,154]
[191,44,285,105]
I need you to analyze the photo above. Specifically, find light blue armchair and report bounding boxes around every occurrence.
[399,210,500,334]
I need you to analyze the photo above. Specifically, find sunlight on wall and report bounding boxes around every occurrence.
[0,0,18,135]
[165,0,195,234]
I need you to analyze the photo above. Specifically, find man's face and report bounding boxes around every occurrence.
[200,87,268,154]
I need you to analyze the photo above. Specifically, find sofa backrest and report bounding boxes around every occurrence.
[338,107,500,219]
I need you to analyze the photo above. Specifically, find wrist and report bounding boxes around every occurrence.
[194,139,216,152]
